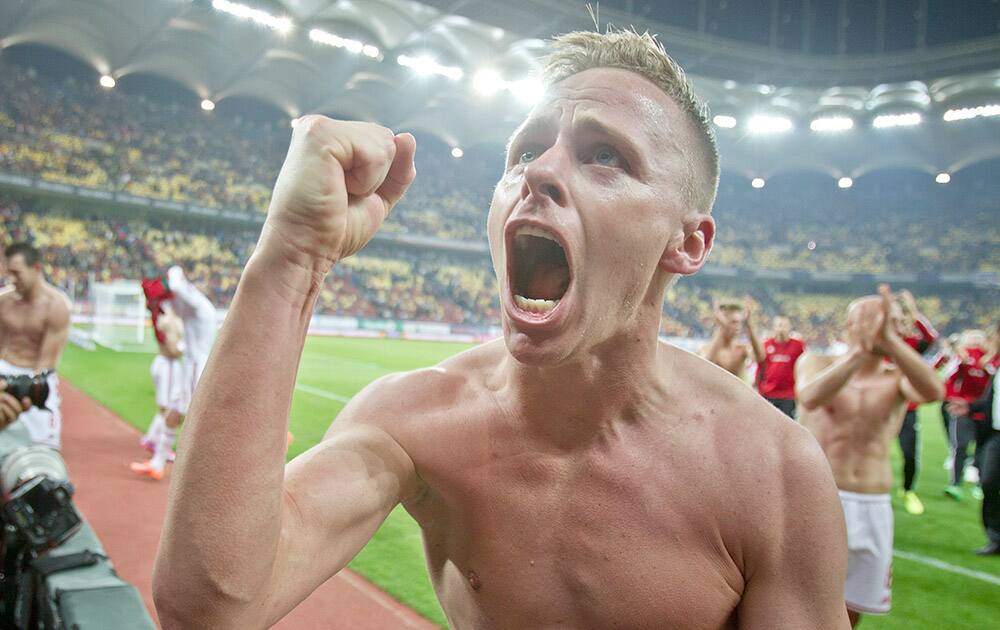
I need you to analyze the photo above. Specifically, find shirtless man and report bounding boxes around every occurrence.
[701,298,761,381]
[155,30,848,629]
[0,242,71,448]
[797,286,943,626]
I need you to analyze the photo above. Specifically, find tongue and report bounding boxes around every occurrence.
[526,263,569,301]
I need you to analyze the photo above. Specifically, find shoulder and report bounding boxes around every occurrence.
[45,285,72,318]
[332,339,499,435]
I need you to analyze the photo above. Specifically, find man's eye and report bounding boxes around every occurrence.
[593,146,622,167]
[518,150,538,164]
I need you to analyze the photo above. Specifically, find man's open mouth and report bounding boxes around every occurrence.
[509,225,570,315]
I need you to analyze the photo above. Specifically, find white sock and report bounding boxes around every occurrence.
[144,412,164,443]
[151,426,177,471]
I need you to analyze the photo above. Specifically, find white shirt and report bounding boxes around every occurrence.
[166,266,216,362]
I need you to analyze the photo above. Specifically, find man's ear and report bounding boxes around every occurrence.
[659,214,715,275]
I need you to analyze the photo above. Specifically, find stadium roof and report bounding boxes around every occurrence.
[2,0,1000,179]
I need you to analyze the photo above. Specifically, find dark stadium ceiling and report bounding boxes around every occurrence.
[2,0,1000,179]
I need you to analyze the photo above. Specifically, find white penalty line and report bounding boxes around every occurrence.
[294,383,351,403]
[894,549,1000,586]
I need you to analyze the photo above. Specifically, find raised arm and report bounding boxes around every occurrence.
[878,286,944,404]
[700,302,729,363]
[153,116,418,629]
[736,428,850,629]
[795,349,863,411]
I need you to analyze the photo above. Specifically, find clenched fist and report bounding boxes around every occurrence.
[263,116,416,268]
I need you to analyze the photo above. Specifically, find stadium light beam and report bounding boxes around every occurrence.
[837,177,853,189]
[99,75,116,89]
[713,115,737,128]
[747,115,792,134]
[943,104,1000,122]
[473,69,505,97]
[872,112,921,128]
[397,55,463,81]
[508,77,543,106]
[212,0,292,34]
[751,177,765,189]
[935,172,951,184]
[200,99,215,112]
[451,147,464,159]
[308,29,380,58]
[810,116,853,132]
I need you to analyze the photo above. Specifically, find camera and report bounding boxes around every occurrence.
[0,423,155,629]
[1,372,52,410]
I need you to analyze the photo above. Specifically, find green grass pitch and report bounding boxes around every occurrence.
[59,337,999,628]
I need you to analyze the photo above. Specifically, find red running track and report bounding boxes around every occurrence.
[58,380,438,629]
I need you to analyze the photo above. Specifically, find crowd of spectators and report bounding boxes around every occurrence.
[1,56,997,345]
[2,57,999,276]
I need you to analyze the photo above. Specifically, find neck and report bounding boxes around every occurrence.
[20,282,43,302]
[775,333,788,343]
[497,310,667,447]
[853,347,883,373]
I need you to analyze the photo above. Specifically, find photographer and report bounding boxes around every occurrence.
[0,242,71,448]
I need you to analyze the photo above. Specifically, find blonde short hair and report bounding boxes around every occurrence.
[543,28,719,212]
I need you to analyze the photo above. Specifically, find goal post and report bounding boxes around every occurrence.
[91,280,146,351]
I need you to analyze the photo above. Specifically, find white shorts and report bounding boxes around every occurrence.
[151,354,185,411]
[840,490,893,614]
[172,355,207,416]
[0,359,61,449]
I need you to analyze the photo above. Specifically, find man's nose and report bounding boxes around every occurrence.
[520,147,570,207]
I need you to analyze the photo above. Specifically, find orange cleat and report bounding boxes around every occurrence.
[130,460,165,481]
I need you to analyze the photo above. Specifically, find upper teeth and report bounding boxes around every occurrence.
[515,225,558,242]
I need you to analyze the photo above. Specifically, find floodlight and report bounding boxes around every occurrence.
[397,55,463,80]
[200,99,215,111]
[943,104,1000,122]
[935,172,951,184]
[751,177,765,189]
[713,115,737,129]
[872,112,921,128]
[837,177,853,189]
[747,115,792,134]
[451,147,464,158]
[810,116,853,132]
[309,29,380,58]
[212,0,292,34]
[99,75,116,89]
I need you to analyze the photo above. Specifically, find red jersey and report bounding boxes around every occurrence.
[946,348,992,419]
[758,337,806,400]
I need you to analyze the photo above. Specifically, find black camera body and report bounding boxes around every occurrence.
[0,423,155,629]
[1,372,51,410]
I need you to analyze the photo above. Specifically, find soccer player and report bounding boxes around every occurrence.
[797,286,944,626]
[131,266,215,480]
[943,329,993,501]
[0,242,71,448]
[701,298,759,380]
[156,29,849,629]
[755,315,805,418]
[138,274,183,465]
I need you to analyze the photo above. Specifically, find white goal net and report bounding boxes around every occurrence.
[91,280,146,351]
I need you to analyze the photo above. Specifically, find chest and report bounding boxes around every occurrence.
[409,429,743,628]
[0,300,48,338]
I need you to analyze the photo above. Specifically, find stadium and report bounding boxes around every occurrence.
[0,0,997,628]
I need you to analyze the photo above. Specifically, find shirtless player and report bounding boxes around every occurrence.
[701,298,761,380]
[155,30,848,629]
[797,286,943,626]
[0,242,71,447]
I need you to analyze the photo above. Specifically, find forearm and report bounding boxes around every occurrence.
[797,349,864,410]
[886,336,944,402]
[155,233,328,624]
